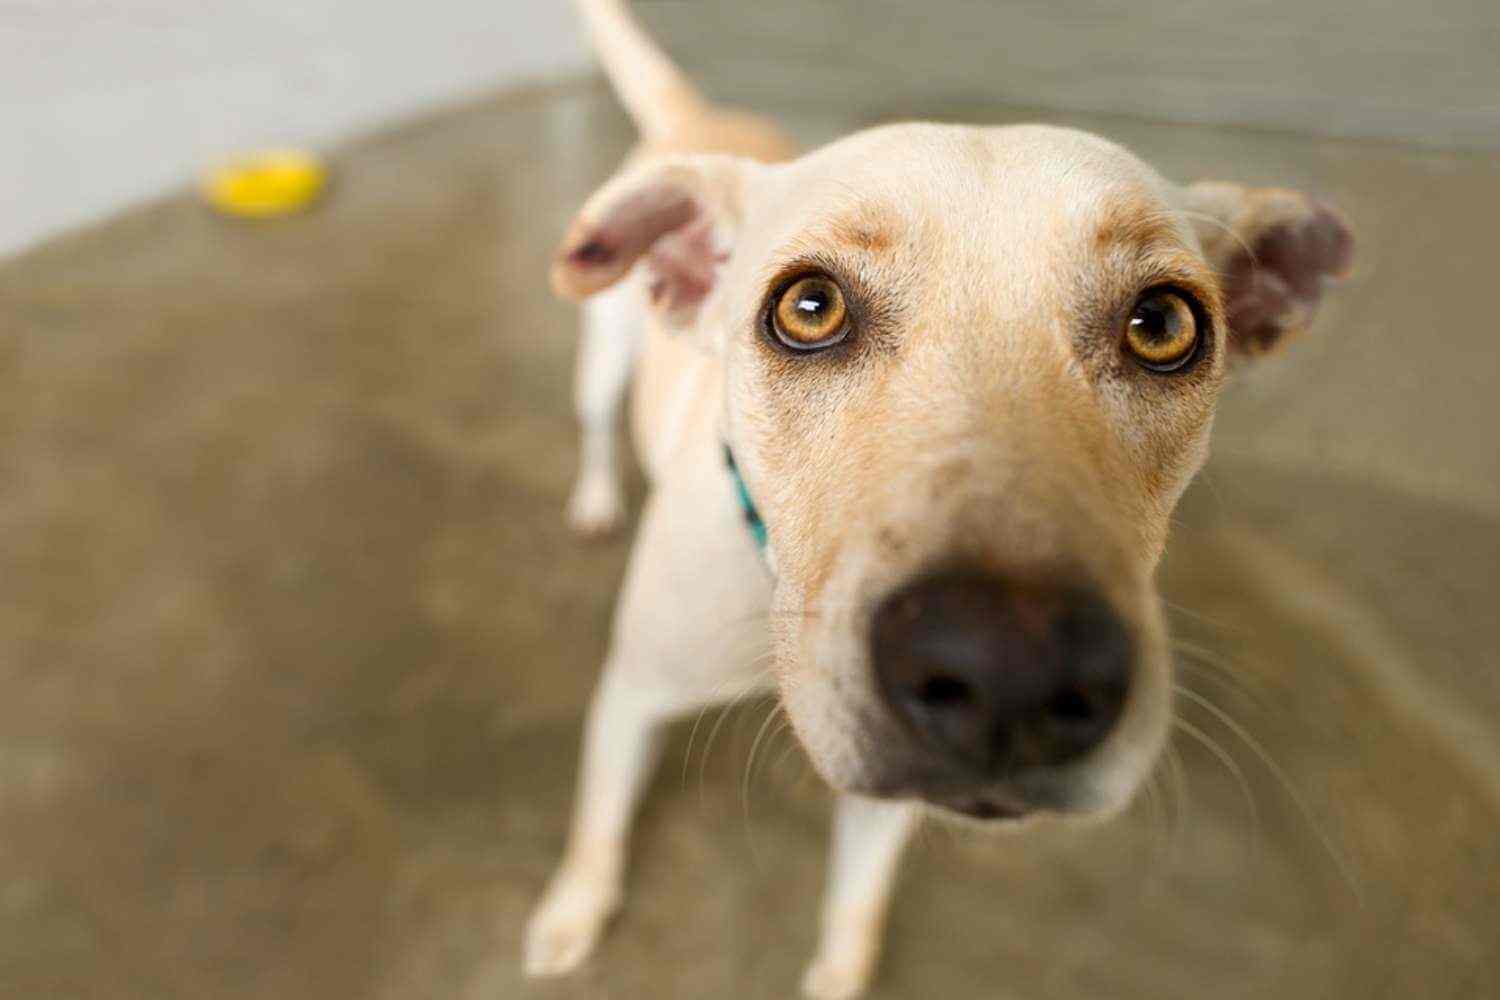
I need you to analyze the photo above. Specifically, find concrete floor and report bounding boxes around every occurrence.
[2,82,1498,998]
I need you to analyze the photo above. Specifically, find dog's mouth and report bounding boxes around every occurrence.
[870,764,1101,824]
[925,782,1100,823]
[935,794,1032,822]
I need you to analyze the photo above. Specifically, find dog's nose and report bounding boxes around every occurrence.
[871,571,1131,772]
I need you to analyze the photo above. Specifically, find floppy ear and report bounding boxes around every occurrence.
[1181,182,1354,358]
[551,155,763,333]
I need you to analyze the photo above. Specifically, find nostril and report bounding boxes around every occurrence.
[915,674,972,706]
[1047,686,1097,723]
[893,593,926,624]
[1037,679,1127,763]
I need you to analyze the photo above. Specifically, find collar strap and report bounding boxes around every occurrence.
[723,445,768,552]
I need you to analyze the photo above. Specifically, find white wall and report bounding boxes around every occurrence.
[1,1,588,257]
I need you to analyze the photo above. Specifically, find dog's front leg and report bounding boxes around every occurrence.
[522,658,674,977]
[529,452,775,977]
[802,795,919,1000]
[524,651,766,979]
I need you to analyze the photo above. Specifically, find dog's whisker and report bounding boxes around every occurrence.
[1164,740,1189,870]
[1175,658,1264,717]
[1192,465,1232,512]
[682,669,769,790]
[1162,598,1240,637]
[1122,769,1161,894]
[1139,768,1171,877]
[769,720,804,778]
[1172,641,1269,711]
[1132,750,1179,897]
[697,680,770,805]
[696,703,740,803]
[741,701,786,863]
[685,668,765,775]
[708,623,773,661]
[1171,713,1262,873]
[1174,684,1364,905]
[1175,207,1261,271]
[757,715,794,789]
[726,691,772,770]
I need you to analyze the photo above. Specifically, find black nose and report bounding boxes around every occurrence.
[871,571,1131,773]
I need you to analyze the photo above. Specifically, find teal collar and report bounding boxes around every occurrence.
[723,446,768,552]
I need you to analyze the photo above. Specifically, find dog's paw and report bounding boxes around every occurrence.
[523,873,621,978]
[565,473,625,539]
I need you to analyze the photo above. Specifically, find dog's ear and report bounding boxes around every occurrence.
[1181,182,1354,358]
[552,155,765,333]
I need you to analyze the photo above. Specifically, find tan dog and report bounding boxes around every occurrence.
[529,2,1353,996]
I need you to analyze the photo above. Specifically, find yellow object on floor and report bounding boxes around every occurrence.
[201,150,328,217]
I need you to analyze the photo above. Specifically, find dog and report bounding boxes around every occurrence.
[527,1,1354,996]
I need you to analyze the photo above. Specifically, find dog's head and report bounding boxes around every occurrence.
[553,123,1352,823]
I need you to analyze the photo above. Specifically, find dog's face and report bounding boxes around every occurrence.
[554,123,1351,822]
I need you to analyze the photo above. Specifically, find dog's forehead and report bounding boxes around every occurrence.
[768,122,1185,259]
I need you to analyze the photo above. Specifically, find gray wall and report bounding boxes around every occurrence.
[637,0,1500,149]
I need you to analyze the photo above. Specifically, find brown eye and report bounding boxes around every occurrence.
[1124,290,1200,371]
[771,274,849,350]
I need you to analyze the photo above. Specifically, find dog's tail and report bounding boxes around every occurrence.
[573,0,706,138]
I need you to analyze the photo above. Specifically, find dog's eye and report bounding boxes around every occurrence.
[770,273,850,351]
[1123,289,1200,371]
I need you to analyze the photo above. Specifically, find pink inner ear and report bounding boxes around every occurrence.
[564,182,699,281]
[646,214,727,314]
[556,177,730,319]
[1224,203,1353,354]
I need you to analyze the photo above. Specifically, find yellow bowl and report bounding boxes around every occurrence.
[201,150,328,218]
